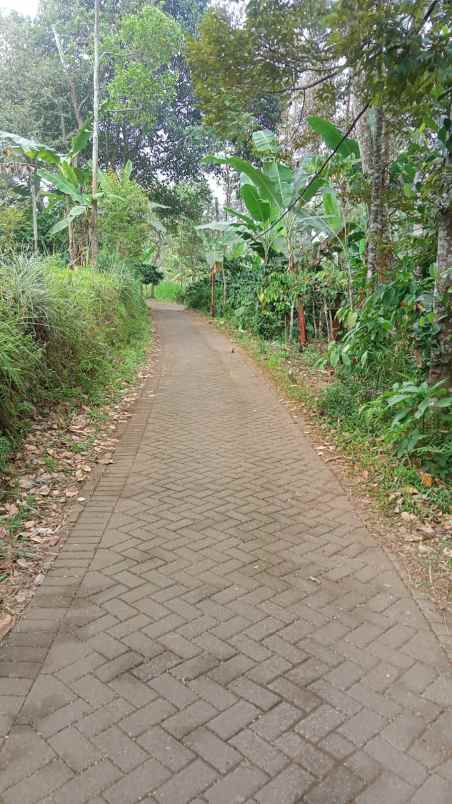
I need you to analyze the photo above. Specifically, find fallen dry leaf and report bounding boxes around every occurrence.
[420,472,433,488]
[0,613,14,640]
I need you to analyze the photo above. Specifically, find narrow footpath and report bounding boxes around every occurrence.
[0,304,451,804]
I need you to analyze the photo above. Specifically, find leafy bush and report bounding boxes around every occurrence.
[183,277,210,310]
[0,255,148,458]
[98,163,153,263]
[363,380,452,477]
[139,264,164,287]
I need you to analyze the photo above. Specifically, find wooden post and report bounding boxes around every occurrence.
[298,303,307,348]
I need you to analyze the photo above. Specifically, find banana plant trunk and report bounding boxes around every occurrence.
[288,251,307,349]
[210,263,218,318]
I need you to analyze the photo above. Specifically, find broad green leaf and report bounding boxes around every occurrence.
[38,168,84,203]
[224,207,259,231]
[59,161,80,188]
[263,161,293,207]
[0,131,61,164]
[415,399,432,418]
[204,155,280,206]
[292,162,328,203]
[307,116,360,158]
[69,126,91,157]
[323,188,343,232]
[240,184,271,222]
[252,129,278,154]
[49,205,87,236]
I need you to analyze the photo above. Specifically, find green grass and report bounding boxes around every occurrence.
[154,280,183,302]
[0,254,151,472]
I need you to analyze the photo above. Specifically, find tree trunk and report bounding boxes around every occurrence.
[429,153,452,390]
[353,93,391,285]
[221,263,227,310]
[366,107,385,283]
[90,0,100,265]
[210,264,217,318]
[298,303,307,348]
[288,248,307,348]
[30,168,39,255]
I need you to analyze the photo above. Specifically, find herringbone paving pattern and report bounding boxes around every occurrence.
[1,304,451,803]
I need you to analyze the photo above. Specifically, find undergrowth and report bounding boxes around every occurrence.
[153,280,183,302]
[215,320,451,517]
[0,254,150,471]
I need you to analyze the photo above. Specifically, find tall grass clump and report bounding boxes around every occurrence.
[154,279,183,302]
[0,254,149,464]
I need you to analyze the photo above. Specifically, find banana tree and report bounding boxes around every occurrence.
[203,131,325,343]
[204,123,360,344]
[0,132,62,255]
[0,127,92,263]
[196,221,247,316]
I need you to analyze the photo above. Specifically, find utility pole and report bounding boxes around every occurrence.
[90,0,100,265]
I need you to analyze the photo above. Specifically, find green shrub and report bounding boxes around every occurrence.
[0,255,149,463]
[181,278,210,309]
[362,380,452,477]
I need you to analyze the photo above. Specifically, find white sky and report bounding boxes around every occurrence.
[0,0,38,14]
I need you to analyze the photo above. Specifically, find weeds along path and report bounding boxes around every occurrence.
[0,302,451,803]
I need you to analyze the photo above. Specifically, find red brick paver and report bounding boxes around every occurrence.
[1,304,451,803]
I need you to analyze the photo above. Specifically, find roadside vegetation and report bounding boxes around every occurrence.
[178,2,452,519]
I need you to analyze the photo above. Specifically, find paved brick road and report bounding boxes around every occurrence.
[1,304,451,803]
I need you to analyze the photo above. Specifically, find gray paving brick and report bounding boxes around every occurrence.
[209,701,259,739]
[103,757,170,804]
[138,725,195,771]
[305,765,365,804]
[296,704,345,742]
[184,726,241,773]
[163,700,217,739]
[154,759,217,804]
[50,760,121,804]
[338,708,385,746]
[231,727,288,775]
[49,726,102,771]
[205,764,267,804]
[255,763,314,804]
[354,771,414,804]
[2,759,73,804]
[365,735,427,786]
[120,699,177,737]
[94,725,148,772]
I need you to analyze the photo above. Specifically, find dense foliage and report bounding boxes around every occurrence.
[182,0,452,486]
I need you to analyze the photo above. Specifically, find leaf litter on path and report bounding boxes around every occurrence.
[0,346,156,636]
